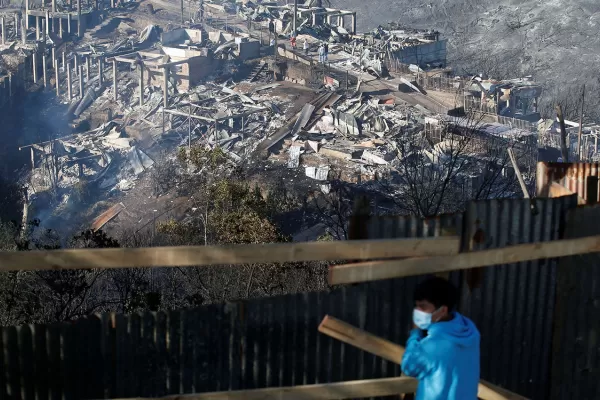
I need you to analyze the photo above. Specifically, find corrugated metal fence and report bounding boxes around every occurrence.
[0,197,581,400]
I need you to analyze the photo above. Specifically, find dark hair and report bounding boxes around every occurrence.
[414,277,459,311]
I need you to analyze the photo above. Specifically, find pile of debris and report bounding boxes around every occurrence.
[29,120,155,196]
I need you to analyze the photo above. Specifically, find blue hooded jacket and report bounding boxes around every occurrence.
[401,312,480,400]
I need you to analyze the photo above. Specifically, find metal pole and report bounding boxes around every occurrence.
[188,106,191,148]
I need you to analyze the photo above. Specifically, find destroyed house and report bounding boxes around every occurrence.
[465,78,542,122]
[372,28,447,69]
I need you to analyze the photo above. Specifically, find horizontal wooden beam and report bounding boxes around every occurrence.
[318,315,404,363]
[108,376,418,399]
[318,316,529,400]
[328,234,600,285]
[0,237,460,272]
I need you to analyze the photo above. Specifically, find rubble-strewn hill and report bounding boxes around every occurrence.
[331,0,600,119]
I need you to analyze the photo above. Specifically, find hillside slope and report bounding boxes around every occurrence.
[331,0,600,119]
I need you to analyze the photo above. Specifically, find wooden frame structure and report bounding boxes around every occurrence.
[3,231,599,398]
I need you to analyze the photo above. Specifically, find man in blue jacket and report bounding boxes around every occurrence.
[401,277,480,400]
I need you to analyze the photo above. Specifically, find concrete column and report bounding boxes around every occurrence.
[339,15,344,28]
[139,64,144,106]
[45,11,50,36]
[112,60,117,101]
[42,55,47,87]
[98,58,103,85]
[77,0,82,37]
[312,12,316,26]
[25,0,29,30]
[67,14,71,34]
[66,61,72,100]
[291,0,297,36]
[1,18,5,45]
[35,16,39,40]
[62,52,66,69]
[14,14,19,41]
[32,52,37,83]
[85,56,90,82]
[351,13,356,35]
[42,18,46,42]
[52,0,56,12]
[55,59,60,96]
[163,67,169,108]
[21,16,26,45]
[78,64,83,98]
[59,16,63,38]
[74,54,78,72]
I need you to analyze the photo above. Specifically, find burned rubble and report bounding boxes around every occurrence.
[0,0,573,239]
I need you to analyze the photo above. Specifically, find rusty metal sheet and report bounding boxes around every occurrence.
[536,161,600,203]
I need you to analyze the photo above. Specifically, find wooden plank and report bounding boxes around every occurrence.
[91,203,125,231]
[328,234,600,285]
[0,237,460,272]
[318,316,529,400]
[318,315,404,364]
[108,376,418,399]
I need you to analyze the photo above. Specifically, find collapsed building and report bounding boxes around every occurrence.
[464,77,542,122]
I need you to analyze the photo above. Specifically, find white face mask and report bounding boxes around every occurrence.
[413,307,441,330]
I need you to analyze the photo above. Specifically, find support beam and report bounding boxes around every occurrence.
[77,0,82,37]
[1,18,5,45]
[328,234,600,285]
[139,63,144,106]
[32,52,37,83]
[58,15,63,38]
[20,15,26,45]
[78,64,83,98]
[14,14,18,41]
[98,57,103,85]
[45,11,50,36]
[25,0,29,29]
[85,56,90,82]
[42,55,47,87]
[0,237,459,271]
[112,59,117,101]
[66,61,72,100]
[507,148,529,198]
[54,59,60,96]
[163,66,169,108]
[52,0,56,12]
[35,16,40,40]
[62,52,66,69]
[67,13,71,34]
[109,377,417,400]
[318,316,530,400]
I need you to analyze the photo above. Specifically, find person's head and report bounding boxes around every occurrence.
[412,277,458,328]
